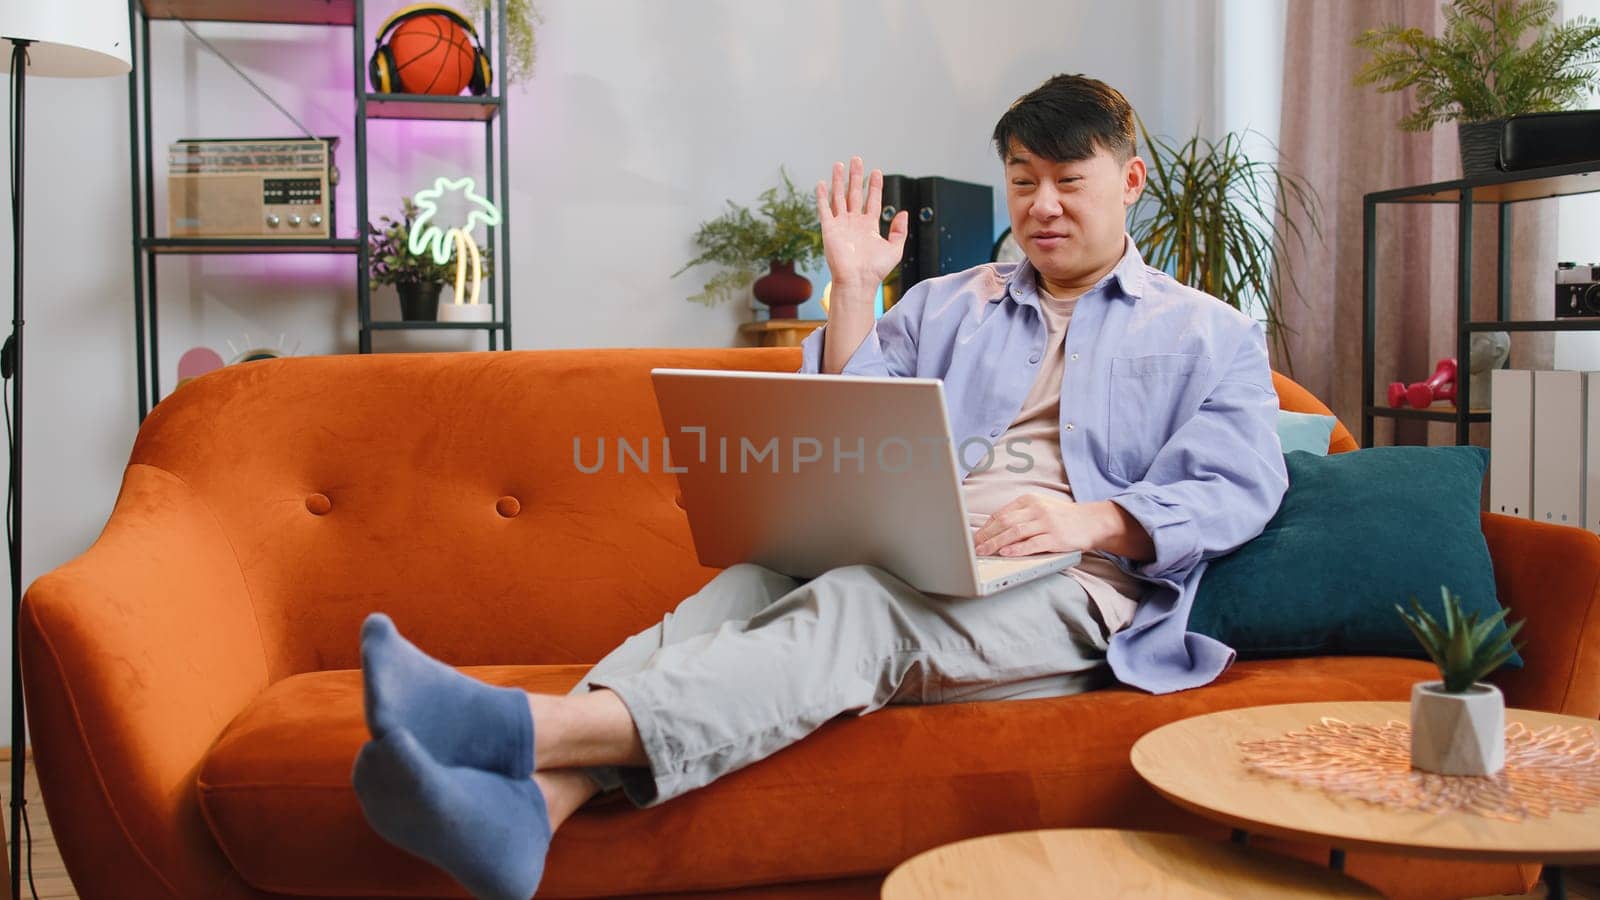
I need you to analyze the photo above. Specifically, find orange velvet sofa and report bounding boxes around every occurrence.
[20,347,1600,899]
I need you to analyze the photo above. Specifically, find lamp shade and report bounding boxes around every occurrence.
[0,0,131,77]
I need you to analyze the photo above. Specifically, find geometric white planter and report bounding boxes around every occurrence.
[1410,680,1506,776]
[437,301,494,323]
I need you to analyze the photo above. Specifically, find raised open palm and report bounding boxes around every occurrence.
[815,156,909,294]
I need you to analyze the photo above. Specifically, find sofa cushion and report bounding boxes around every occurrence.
[1275,410,1337,456]
[197,657,1439,898]
[1189,446,1521,665]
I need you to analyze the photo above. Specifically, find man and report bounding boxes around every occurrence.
[348,74,1287,900]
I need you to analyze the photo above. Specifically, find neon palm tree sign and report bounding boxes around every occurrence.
[408,176,502,310]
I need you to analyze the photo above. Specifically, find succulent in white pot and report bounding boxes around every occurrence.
[1396,586,1526,776]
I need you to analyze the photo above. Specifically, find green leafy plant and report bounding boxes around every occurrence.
[368,197,494,288]
[463,0,543,87]
[1395,586,1525,693]
[1130,121,1323,372]
[1354,0,1600,131]
[672,167,825,306]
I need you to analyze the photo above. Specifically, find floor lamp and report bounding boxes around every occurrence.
[0,6,130,898]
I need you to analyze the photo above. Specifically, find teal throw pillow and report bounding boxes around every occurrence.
[1189,445,1521,666]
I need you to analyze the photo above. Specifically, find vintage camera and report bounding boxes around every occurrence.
[1556,262,1600,318]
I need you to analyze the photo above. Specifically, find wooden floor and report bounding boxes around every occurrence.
[0,748,1594,900]
[0,753,75,899]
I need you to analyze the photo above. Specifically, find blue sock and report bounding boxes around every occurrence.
[361,612,534,779]
[352,727,551,900]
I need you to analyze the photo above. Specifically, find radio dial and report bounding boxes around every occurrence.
[288,215,303,227]
[266,214,280,227]
[309,213,323,227]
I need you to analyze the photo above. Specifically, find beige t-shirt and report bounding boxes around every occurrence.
[962,280,1144,633]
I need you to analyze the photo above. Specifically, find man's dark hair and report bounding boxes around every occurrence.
[991,73,1137,164]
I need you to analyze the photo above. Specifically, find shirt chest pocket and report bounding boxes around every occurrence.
[1105,353,1208,482]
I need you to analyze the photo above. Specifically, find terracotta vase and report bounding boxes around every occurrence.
[1410,681,1505,776]
[752,259,812,320]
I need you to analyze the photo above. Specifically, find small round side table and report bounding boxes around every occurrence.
[880,828,1379,899]
[1131,701,1600,899]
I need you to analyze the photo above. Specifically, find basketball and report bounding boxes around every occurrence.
[390,12,476,95]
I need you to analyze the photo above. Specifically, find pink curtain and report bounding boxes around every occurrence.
[1275,0,1554,447]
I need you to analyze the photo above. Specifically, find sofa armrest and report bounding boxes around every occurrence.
[21,463,270,898]
[1482,512,1600,717]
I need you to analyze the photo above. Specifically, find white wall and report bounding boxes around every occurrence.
[0,0,1233,747]
[1556,0,1600,369]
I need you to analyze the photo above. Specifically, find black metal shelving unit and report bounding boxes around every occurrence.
[127,0,513,422]
[1361,160,1600,448]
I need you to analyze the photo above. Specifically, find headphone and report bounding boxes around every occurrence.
[368,3,492,96]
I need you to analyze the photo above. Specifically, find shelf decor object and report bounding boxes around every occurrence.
[463,0,540,86]
[1354,0,1600,176]
[367,4,492,97]
[0,7,132,898]
[129,0,516,420]
[1360,159,1600,447]
[407,175,501,322]
[371,197,448,321]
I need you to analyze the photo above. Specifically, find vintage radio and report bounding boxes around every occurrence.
[167,137,338,239]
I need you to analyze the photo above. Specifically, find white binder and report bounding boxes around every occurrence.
[1489,369,1533,519]
[1587,373,1600,535]
[1531,370,1585,527]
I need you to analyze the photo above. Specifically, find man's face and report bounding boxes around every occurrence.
[1003,139,1145,288]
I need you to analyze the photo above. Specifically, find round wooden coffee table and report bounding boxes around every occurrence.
[880,828,1379,899]
[1130,701,1600,898]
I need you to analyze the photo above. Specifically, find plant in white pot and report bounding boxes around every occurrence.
[1396,586,1525,776]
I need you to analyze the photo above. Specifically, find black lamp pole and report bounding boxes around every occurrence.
[7,36,31,900]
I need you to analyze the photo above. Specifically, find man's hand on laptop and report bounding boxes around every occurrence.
[972,494,1156,563]
[816,156,909,374]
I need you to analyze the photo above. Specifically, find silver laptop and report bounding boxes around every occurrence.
[649,368,1079,597]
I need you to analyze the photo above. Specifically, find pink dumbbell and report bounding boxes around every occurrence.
[1387,358,1458,408]
[1405,358,1457,409]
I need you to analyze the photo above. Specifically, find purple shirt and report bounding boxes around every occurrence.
[798,238,1288,693]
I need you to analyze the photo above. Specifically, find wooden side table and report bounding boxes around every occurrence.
[880,828,1378,899]
[1131,701,1600,898]
[737,319,824,348]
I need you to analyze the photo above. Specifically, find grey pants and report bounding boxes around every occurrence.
[566,562,1114,808]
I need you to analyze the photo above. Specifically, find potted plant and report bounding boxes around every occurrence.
[1353,0,1600,175]
[462,0,543,87]
[1130,122,1323,372]
[368,197,494,321]
[1396,585,1525,776]
[673,167,825,319]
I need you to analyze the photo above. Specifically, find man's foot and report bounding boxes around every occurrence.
[361,612,534,779]
[352,727,551,900]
